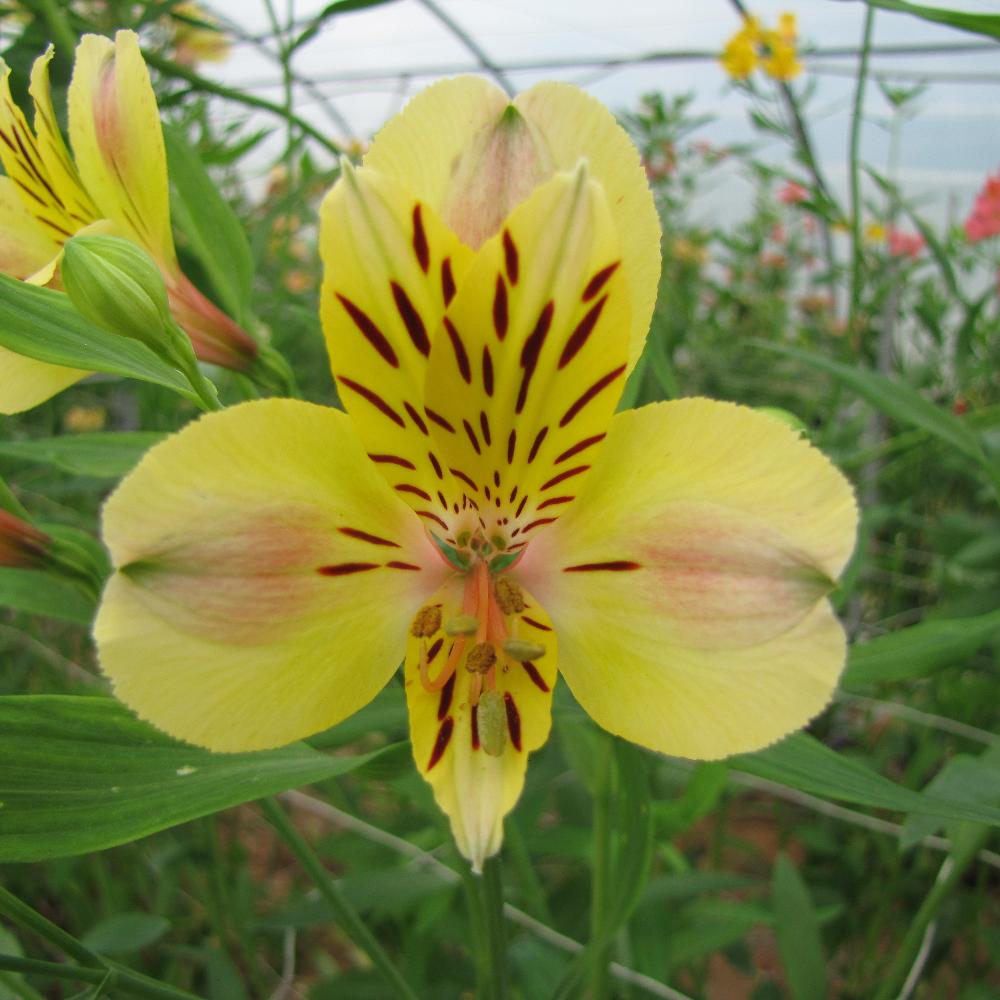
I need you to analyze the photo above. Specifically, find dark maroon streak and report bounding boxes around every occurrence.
[443,317,472,383]
[337,376,405,428]
[502,229,519,285]
[582,261,620,301]
[425,407,456,433]
[336,294,399,367]
[558,295,608,369]
[521,615,552,632]
[559,364,627,428]
[404,401,429,435]
[337,527,400,548]
[463,419,481,455]
[482,345,495,396]
[318,562,380,576]
[441,257,456,305]
[504,693,522,751]
[540,465,589,491]
[391,281,430,355]
[412,204,430,273]
[522,660,550,692]
[563,561,641,572]
[516,302,555,414]
[492,274,509,339]
[554,433,606,465]
[368,452,416,469]
[437,672,456,720]
[427,716,454,770]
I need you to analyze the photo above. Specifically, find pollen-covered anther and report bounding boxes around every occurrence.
[465,641,497,674]
[445,614,480,636]
[476,689,507,757]
[503,639,546,662]
[410,604,442,638]
[494,577,526,614]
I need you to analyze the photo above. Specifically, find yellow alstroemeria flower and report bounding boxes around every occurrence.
[94,78,857,871]
[0,30,257,414]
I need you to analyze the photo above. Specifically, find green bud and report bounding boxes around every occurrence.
[476,690,507,757]
[61,236,178,357]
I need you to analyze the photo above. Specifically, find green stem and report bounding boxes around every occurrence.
[0,968,46,1000]
[589,738,614,1000]
[35,0,78,59]
[0,955,198,1000]
[480,857,510,1000]
[873,830,988,1000]
[0,885,99,966]
[259,798,419,1000]
[457,857,491,997]
[141,50,340,158]
[849,6,876,329]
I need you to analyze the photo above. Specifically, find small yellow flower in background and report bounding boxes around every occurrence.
[94,77,857,872]
[865,222,886,244]
[169,2,231,67]
[721,11,803,82]
[63,404,108,433]
[0,31,258,415]
[672,237,708,266]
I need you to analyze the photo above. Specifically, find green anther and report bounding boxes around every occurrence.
[490,535,507,551]
[503,638,546,662]
[445,614,479,636]
[477,690,507,757]
[456,530,472,547]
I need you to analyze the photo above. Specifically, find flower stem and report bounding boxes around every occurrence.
[849,6,877,329]
[589,736,614,1000]
[259,798,419,1000]
[480,856,511,1000]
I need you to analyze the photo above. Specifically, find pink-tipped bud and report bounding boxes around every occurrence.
[442,105,554,249]
[165,273,258,371]
[0,509,51,569]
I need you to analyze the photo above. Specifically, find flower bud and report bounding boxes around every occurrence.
[61,236,178,357]
[441,105,554,249]
[0,509,51,569]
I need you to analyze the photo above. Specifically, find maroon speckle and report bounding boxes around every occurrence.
[504,693,522,751]
[582,261,620,301]
[463,419,481,455]
[540,465,589,491]
[493,274,508,340]
[558,295,608,369]
[318,562,379,576]
[438,672,455,720]
[521,615,551,632]
[522,660,550,692]
[425,407,456,434]
[337,377,405,428]
[428,452,443,479]
[391,281,430,356]
[502,230,519,285]
[386,561,421,570]
[527,426,548,463]
[337,527,400,548]
[480,411,492,446]
[417,510,449,530]
[506,430,517,464]
[450,467,479,492]
[563,561,641,572]
[471,705,480,750]
[554,433,606,465]
[522,517,557,533]
[441,257,456,305]
[395,483,432,501]
[559,364,627,427]
[444,318,471,383]
[516,302,554,414]
[482,346,494,396]
[336,294,398,367]
[404,401,429,435]
[537,495,574,510]
[368,452,416,469]
[515,495,528,518]
[412,204,430,273]
[427,716,454,770]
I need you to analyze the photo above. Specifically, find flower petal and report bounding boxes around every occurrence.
[365,76,660,372]
[68,31,176,267]
[0,176,59,279]
[403,575,556,871]
[518,399,858,760]
[319,163,474,534]
[0,345,86,414]
[424,165,629,547]
[95,398,449,751]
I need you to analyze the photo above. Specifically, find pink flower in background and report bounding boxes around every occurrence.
[777,181,808,204]
[964,171,1000,242]
[887,227,924,259]
[770,222,787,243]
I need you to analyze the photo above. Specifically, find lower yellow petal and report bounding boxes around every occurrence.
[519,399,858,760]
[404,570,556,871]
[95,398,449,752]
[0,177,61,279]
[0,345,86,414]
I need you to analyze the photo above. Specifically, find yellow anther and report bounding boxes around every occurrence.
[494,577,526,614]
[477,690,507,757]
[445,614,480,636]
[503,638,546,662]
[465,641,496,674]
[410,605,442,637]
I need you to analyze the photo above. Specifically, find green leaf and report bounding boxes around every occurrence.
[0,568,95,625]
[81,913,171,955]
[0,432,165,478]
[750,340,1000,495]
[164,126,253,325]
[842,608,1000,689]
[0,695,406,862]
[865,0,1000,40]
[0,277,198,402]
[771,854,827,1000]
[733,733,1000,827]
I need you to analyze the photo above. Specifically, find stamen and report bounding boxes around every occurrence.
[476,690,507,757]
[494,577,526,614]
[465,642,496,674]
[445,614,479,636]
[410,605,442,637]
[503,638,546,662]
